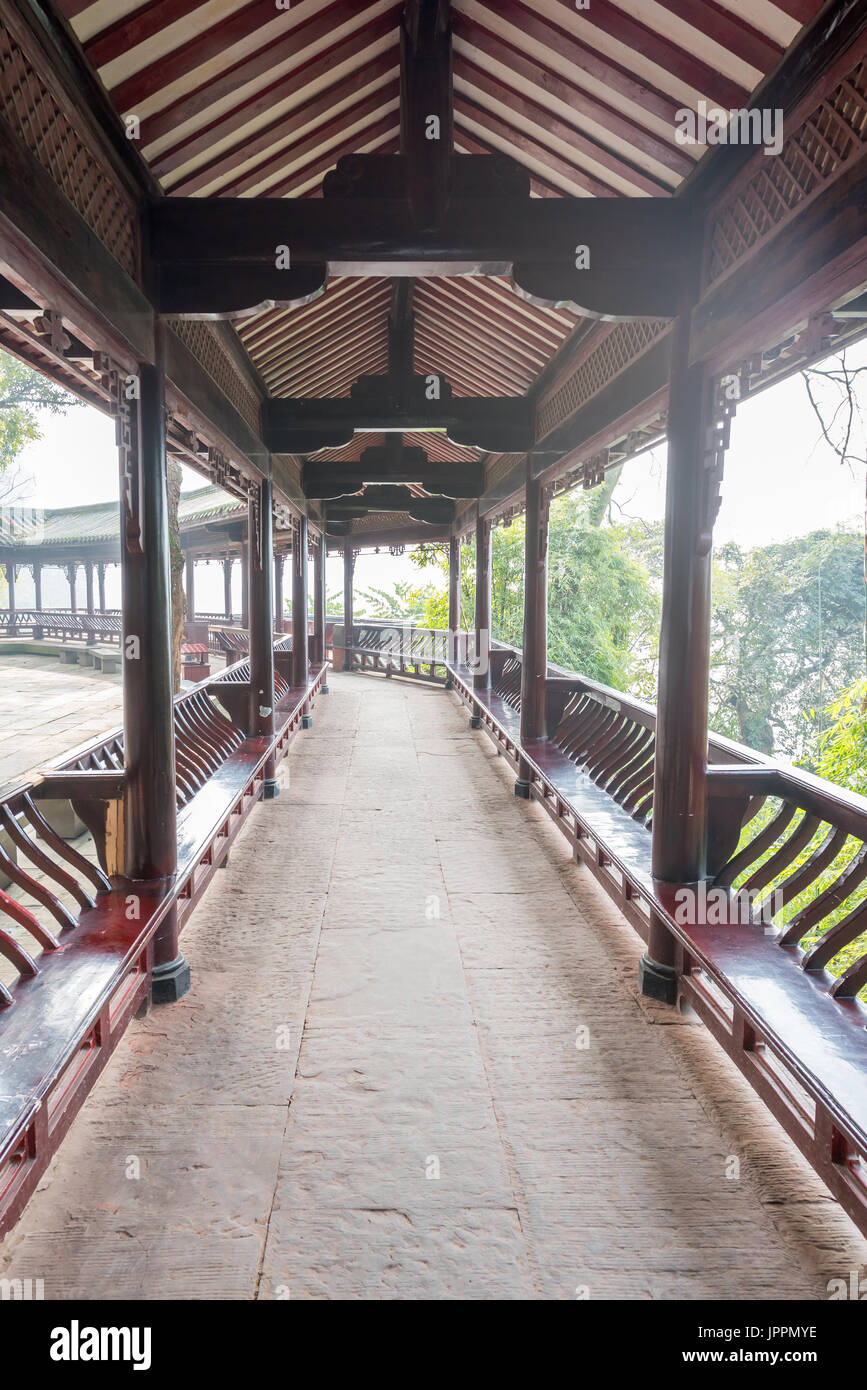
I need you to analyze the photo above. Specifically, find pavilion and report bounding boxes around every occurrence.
[0,0,866,1282]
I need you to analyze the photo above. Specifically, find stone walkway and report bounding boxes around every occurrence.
[2,671,865,1299]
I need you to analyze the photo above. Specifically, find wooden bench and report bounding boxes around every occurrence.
[446,644,867,1239]
[0,651,329,1238]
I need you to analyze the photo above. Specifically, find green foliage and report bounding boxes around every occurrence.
[547,491,658,690]
[0,352,80,475]
[708,531,865,760]
[408,492,658,691]
[815,679,867,796]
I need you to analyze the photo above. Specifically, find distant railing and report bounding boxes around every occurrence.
[0,610,122,642]
[333,619,453,682]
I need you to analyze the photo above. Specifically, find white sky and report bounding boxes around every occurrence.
[614,340,867,545]
[8,339,866,608]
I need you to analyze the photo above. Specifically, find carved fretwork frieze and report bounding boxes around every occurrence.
[698,361,757,556]
[95,352,143,557]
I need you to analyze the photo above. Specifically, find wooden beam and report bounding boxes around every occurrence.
[302,452,484,498]
[326,486,455,523]
[400,0,453,228]
[32,770,125,802]
[263,391,535,455]
[149,194,691,319]
[0,111,153,366]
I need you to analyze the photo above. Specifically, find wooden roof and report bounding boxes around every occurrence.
[52,0,825,411]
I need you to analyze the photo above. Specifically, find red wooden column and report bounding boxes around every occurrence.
[292,514,312,725]
[223,555,232,618]
[516,470,550,797]
[33,562,42,611]
[313,532,327,691]
[342,532,354,671]
[97,563,106,612]
[184,552,195,619]
[240,541,249,628]
[645,283,712,1003]
[248,479,278,799]
[274,551,285,631]
[472,512,491,703]
[67,565,77,611]
[121,338,187,1003]
[446,531,459,688]
[5,562,15,636]
[84,560,96,642]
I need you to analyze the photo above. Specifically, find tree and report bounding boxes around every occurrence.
[706,532,865,759]
[0,351,82,605]
[0,352,80,477]
[409,486,657,691]
[547,490,657,689]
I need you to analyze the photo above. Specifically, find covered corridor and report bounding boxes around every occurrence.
[2,671,863,1301]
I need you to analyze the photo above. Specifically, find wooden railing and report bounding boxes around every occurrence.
[333,619,452,682]
[0,609,122,642]
[0,641,328,1236]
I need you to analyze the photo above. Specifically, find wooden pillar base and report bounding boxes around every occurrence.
[151,953,191,1005]
[639,907,680,1003]
[638,953,678,1005]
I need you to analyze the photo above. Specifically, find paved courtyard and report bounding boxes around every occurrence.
[0,652,123,785]
[1,671,865,1298]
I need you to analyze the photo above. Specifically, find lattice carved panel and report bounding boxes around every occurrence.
[707,56,867,286]
[484,453,524,493]
[170,322,262,435]
[536,320,668,443]
[0,21,138,278]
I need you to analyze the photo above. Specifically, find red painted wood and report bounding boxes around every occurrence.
[548,0,749,108]
[652,0,785,73]
[164,51,397,193]
[140,2,399,150]
[454,56,673,197]
[110,0,380,112]
[453,12,692,179]
[208,83,400,199]
[454,94,622,200]
[84,0,206,70]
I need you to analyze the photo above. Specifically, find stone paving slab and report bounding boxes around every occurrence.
[1,670,865,1300]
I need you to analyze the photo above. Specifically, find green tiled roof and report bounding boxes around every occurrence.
[0,486,242,549]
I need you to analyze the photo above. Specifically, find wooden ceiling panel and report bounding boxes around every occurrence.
[55,0,827,411]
